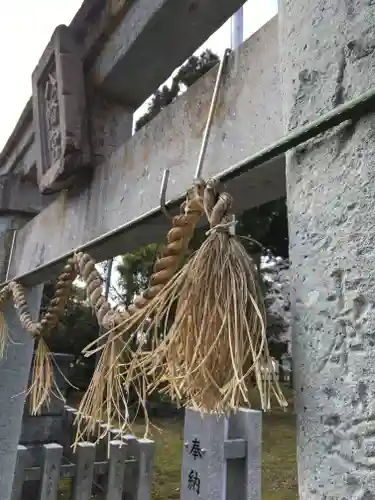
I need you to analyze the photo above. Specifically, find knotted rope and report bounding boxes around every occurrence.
[72,184,206,441]
[0,177,286,440]
[0,184,204,415]
[73,179,287,443]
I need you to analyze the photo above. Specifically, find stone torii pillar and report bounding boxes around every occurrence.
[280,1,375,498]
[0,175,46,500]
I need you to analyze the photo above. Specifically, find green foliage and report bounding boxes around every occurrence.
[117,244,160,306]
[41,282,99,389]
[135,50,219,132]
[48,296,97,358]
[173,50,219,88]
[41,282,97,358]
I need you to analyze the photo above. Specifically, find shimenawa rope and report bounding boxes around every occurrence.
[0,176,286,445]
[74,178,287,443]
[0,185,204,416]
[74,183,205,442]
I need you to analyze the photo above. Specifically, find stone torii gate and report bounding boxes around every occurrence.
[1,0,375,499]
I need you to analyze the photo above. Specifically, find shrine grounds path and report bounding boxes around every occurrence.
[61,385,297,499]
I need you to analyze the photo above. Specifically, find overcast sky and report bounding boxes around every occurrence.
[0,0,277,151]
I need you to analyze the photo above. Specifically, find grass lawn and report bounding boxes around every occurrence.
[61,385,297,499]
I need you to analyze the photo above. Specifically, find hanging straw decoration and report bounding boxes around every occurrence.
[0,254,119,416]
[81,178,287,440]
[0,183,203,423]
[0,254,104,415]
[74,184,205,443]
[9,258,77,414]
[72,251,126,444]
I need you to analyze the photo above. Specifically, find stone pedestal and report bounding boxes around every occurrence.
[279,1,375,497]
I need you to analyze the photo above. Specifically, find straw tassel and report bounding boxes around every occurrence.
[74,184,205,443]
[112,179,287,430]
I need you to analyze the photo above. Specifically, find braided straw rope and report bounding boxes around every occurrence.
[1,260,77,414]
[129,183,204,315]
[74,183,205,443]
[0,257,77,340]
[0,183,204,416]
[89,178,287,440]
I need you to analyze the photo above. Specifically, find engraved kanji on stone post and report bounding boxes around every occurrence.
[180,408,261,500]
[32,24,90,194]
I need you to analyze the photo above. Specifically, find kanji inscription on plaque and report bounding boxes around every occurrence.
[32,24,90,194]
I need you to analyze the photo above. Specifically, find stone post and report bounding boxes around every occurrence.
[0,286,43,500]
[0,173,46,499]
[279,1,375,498]
[180,408,261,500]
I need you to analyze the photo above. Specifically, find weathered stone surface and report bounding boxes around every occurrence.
[71,442,96,500]
[11,445,29,500]
[17,353,73,494]
[227,409,261,500]
[69,0,131,64]
[38,444,63,500]
[0,100,34,178]
[16,444,50,470]
[91,0,249,105]
[0,215,33,283]
[0,111,34,178]
[88,90,134,166]
[19,416,63,446]
[32,25,90,194]
[280,0,375,498]
[0,287,42,500]
[181,409,229,500]
[0,0,250,183]
[7,18,285,285]
[0,174,46,214]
